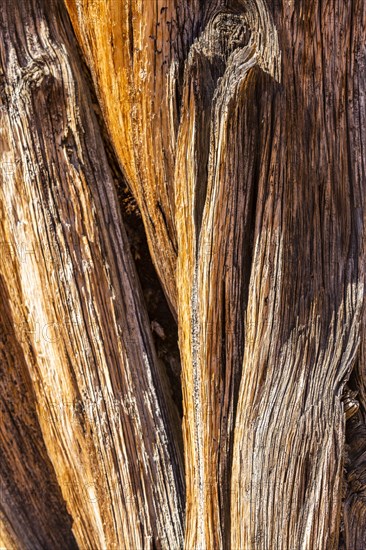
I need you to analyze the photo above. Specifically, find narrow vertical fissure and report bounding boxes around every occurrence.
[70,40,184,423]
[190,262,206,547]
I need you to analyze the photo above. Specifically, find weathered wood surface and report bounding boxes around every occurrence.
[231,3,366,549]
[64,1,366,549]
[342,306,366,550]
[1,0,365,549]
[0,275,78,549]
[0,0,183,548]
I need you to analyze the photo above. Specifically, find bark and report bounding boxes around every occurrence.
[1,1,365,549]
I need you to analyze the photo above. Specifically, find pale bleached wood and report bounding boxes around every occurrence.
[231,3,366,548]
[342,304,366,549]
[0,513,18,550]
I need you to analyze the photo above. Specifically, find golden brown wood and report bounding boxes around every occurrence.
[0,1,183,548]
[1,0,365,549]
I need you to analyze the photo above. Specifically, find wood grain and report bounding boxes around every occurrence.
[0,0,365,548]
[0,275,77,549]
[0,0,183,547]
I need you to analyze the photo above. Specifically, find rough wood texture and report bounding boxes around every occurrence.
[1,0,365,549]
[0,1,183,548]
[231,3,366,549]
[64,0,198,316]
[0,276,77,549]
[342,305,366,549]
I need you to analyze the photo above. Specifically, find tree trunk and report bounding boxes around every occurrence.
[1,1,365,549]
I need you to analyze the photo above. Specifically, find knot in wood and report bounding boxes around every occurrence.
[211,13,251,58]
[19,59,56,91]
[194,12,251,63]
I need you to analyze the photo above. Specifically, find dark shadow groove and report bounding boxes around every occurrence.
[68,32,183,420]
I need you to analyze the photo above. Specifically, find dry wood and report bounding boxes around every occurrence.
[1,0,365,549]
[0,1,183,548]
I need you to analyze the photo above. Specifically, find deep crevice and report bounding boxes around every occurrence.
[75,54,183,420]
[119,184,182,418]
